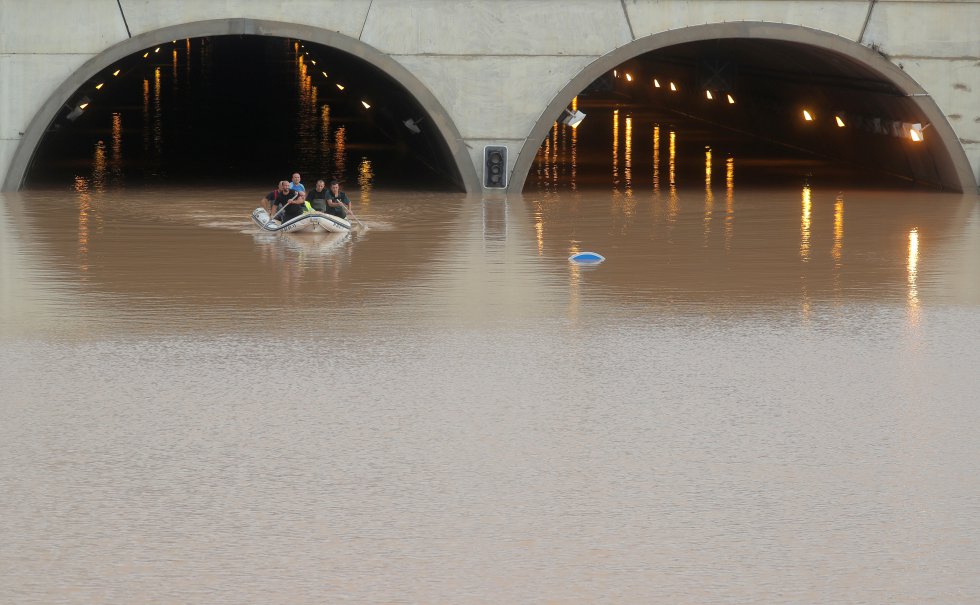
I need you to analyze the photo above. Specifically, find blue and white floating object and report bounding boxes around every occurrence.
[568,251,605,264]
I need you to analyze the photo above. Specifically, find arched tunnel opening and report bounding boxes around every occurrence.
[24,35,463,192]
[527,38,956,193]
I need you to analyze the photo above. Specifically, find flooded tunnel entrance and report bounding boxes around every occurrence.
[24,35,464,192]
[525,35,964,194]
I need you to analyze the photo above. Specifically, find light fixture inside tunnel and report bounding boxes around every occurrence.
[705,90,713,100]
[625,73,633,82]
[803,110,814,121]
[336,83,345,91]
[835,115,846,127]
[654,79,661,88]
[112,69,120,76]
[361,100,371,109]
[905,122,926,142]
[669,82,677,92]
[561,108,586,129]
[66,96,91,122]
[727,94,735,104]
[95,82,104,90]
[403,118,423,134]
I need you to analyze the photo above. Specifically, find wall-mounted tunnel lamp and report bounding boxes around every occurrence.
[613,69,618,77]
[361,100,371,109]
[653,78,661,88]
[321,71,328,78]
[727,94,735,104]
[835,115,846,127]
[95,83,104,90]
[905,122,927,142]
[403,118,424,134]
[803,110,814,121]
[143,52,149,58]
[625,73,633,82]
[66,96,91,122]
[705,90,713,100]
[112,69,120,76]
[669,82,677,92]
[336,83,345,91]
[154,47,160,53]
[561,108,586,129]
[311,60,316,65]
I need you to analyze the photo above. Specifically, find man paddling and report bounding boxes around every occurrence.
[262,180,305,223]
[325,179,351,219]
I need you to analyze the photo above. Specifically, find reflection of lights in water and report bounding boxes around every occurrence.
[142,78,150,152]
[552,121,559,190]
[908,228,920,317]
[667,130,678,225]
[833,195,844,265]
[652,125,660,192]
[357,157,373,205]
[534,207,544,255]
[540,135,551,187]
[611,109,619,190]
[333,126,347,177]
[725,156,734,250]
[172,48,178,86]
[800,185,811,262]
[624,116,633,201]
[703,147,713,243]
[320,104,331,175]
[110,113,123,182]
[75,176,90,272]
[92,140,107,191]
[153,67,162,155]
[570,96,578,190]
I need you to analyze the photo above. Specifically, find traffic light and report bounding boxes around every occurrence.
[484,145,507,189]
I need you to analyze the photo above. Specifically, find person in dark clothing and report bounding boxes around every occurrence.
[307,179,329,212]
[263,180,305,222]
[325,180,351,219]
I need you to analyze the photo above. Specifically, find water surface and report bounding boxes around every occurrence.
[2,186,979,603]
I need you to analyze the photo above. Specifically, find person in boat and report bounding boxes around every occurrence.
[306,179,329,213]
[264,180,305,222]
[289,172,305,193]
[325,179,351,219]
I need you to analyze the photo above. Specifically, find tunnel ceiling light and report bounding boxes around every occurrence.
[336,83,345,90]
[361,100,371,109]
[654,78,661,88]
[154,47,160,53]
[906,122,926,142]
[727,94,735,104]
[625,73,633,82]
[171,40,176,43]
[803,110,814,121]
[835,115,846,127]
[404,117,423,134]
[613,69,618,77]
[561,108,586,129]
[669,82,677,92]
[321,71,328,78]
[95,83,104,90]
[66,96,91,121]
[311,60,316,65]
[143,52,149,58]
[705,90,713,100]
[112,69,120,76]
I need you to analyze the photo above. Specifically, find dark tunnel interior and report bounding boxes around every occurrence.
[25,36,463,191]
[528,38,948,193]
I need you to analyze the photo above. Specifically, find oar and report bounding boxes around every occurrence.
[345,204,366,230]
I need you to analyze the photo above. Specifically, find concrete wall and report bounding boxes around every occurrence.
[1,0,978,192]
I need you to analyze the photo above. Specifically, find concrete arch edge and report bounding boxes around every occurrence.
[3,18,479,193]
[509,22,977,194]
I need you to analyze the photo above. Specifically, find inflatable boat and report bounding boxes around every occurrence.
[251,207,352,233]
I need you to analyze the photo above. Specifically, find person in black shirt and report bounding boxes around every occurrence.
[263,180,305,222]
[307,179,329,212]
[325,180,351,219]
